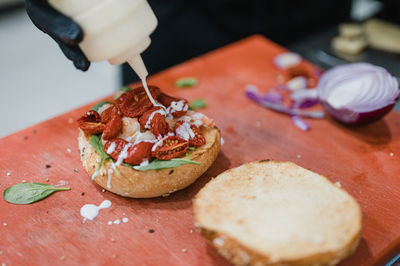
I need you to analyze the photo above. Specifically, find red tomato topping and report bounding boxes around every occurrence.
[104,139,153,165]
[125,142,154,165]
[157,93,188,118]
[115,86,160,118]
[100,105,114,124]
[77,110,105,135]
[104,138,129,161]
[174,121,206,147]
[102,107,122,140]
[139,107,169,137]
[151,136,189,160]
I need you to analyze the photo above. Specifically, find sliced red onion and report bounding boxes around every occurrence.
[245,85,324,118]
[317,63,400,124]
[291,89,319,109]
[291,115,310,131]
[274,52,301,69]
[287,76,307,91]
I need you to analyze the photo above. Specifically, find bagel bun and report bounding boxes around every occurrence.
[78,127,221,198]
[194,160,362,266]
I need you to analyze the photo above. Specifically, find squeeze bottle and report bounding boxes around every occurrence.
[48,0,158,81]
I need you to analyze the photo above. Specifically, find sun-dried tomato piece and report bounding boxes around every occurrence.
[124,142,154,165]
[77,110,105,135]
[175,121,206,147]
[101,106,114,124]
[115,86,161,118]
[188,125,206,147]
[104,138,129,161]
[157,93,189,118]
[102,107,122,140]
[152,136,189,160]
[139,107,169,137]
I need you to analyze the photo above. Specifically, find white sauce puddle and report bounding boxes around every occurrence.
[80,200,112,222]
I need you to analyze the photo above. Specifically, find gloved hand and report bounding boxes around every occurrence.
[25,0,90,71]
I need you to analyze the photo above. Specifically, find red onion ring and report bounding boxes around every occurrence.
[317,63,400,124]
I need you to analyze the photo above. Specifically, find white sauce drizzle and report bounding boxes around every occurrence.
[145,108,167,129]
[167,100,188,114]
[107,143,133,188]
[152,136,168,152]
[107,142,116,154]
[133,159,149,170]
[91,170,99,180]
[176,122,195,141]
[80,200,112,222]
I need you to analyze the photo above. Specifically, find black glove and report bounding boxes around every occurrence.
[25,0,90,71]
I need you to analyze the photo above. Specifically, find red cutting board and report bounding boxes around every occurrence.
[1,35,399,266]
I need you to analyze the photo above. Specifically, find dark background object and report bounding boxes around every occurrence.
[122,0,352,85]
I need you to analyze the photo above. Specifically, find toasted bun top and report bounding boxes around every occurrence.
[194,160,362,264]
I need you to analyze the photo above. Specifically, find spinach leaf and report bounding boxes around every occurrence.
[124,158,200,171]
[91,101,112,112]
[89,134,111,172]
[189,98,206,110]
[175,77,198,88]
[114,86,132,99]
[3,183,70,205]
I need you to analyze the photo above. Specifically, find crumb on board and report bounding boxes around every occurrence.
[335,181,342,188]
[102,189,106,193]
[74,169,79,173]
[190,229,194,234]
[22,180,26,183]
[390,152,394,157]
[46,178,49,182]
[111,254,117,259]
[45,164,51,169]
[6,172,11,176]
[148,229,155,233]
[81,192,85,196]
[297,154,302,159]
[68,118,74,124]
[67,148,72,153]
[111,238,116,243]
[181,249,187,253]
[59,255,65,261]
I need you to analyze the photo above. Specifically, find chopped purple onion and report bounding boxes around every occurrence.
[245,85,324,119]
[291,115,310,131]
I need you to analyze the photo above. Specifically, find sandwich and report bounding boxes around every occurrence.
[77,85,220,198]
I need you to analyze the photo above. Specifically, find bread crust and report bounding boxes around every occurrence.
[194,160,362,266]
[78,127,220,198]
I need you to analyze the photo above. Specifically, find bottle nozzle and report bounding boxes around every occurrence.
[128,55,148,81]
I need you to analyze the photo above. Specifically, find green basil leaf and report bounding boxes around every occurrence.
[123,158,200,171]
[91,101,112,112]
[114,86,132,100]
[189,98,206,110]
[175,77,198,88]
[89,134,111,172]
[188,147,196,151]
[3,182,70,205]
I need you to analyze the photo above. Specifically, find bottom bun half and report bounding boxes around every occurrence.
[78,127,221,198]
